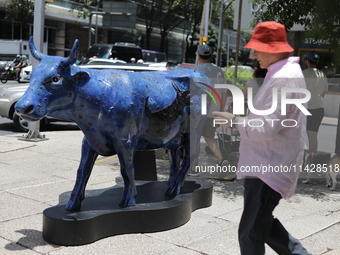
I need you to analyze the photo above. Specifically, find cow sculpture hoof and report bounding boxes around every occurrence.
[119,196,136,207]
[65,199,82,211]
[165,184,181,196]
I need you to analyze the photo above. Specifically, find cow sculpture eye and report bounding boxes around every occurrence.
[51,76,61,83]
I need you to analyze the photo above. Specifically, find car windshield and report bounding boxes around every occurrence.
[84,45,111,59]
[142,50,167,63]
[111,46,143,63]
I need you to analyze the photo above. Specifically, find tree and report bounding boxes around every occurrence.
[250,0,315,30]
[182,0,234,63]
[158,0,187,52]
[5,0,34,39]
[71,0,99,19]
[181,0,205,62]
[135,0,158,50]
[250,0,340,65]
[123,28,142,45]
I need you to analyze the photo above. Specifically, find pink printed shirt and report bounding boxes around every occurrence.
[236,57,307,199]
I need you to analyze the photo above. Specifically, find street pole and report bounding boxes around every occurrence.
[33,0,44,63]
[196,0,210,65]
[88,13,94,49]
[227,33,230,66]
[204,0,209,39]
[217,0,234,67]
[216,0,224,67]
[20,0,47,142]
[234,0,243,86]
[95,1,100,44]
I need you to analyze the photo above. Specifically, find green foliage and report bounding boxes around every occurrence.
[123,29,142,45]
[250,0,315,30]
[224,67,253,89]
[71,0,99,19]
[250,0,340,67]
[5,0,34,24]
[224,1,235,29]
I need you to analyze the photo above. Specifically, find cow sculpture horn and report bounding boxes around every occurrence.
[61,39,79,67]
[29,36,47,61]
[29,36,79,67]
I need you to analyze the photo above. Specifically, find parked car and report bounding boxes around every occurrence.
[0,84,31,131]
[19,65,32,83]
[0,84,68,131]
[80,42,144,64]
[142,49,167,63]
[78,58,168,71]
[173,63,195,70]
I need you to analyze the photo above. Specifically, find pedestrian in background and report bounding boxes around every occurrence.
[303,51,328,157]
[213,21,311,255]
[194,45,228,169]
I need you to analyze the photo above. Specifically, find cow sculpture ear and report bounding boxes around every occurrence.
[72,71,90,87]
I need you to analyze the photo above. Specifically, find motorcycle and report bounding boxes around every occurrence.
[0,63,20,83]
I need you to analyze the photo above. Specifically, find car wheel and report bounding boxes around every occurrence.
[13,113,29,132]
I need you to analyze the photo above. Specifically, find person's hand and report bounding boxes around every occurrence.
[212,111,234,127]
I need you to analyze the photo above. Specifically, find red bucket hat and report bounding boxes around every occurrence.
[244,21,293,53]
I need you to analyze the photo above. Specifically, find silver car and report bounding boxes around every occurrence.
[0,84,71,132]
[0,84,31,131]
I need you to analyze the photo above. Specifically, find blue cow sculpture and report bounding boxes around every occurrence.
[15,37,211,211]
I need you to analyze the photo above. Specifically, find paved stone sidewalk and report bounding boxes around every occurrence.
[0,127,339,254]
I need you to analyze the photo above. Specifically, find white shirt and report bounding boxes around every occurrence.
[303,68,328,109]
[237,57,307,199]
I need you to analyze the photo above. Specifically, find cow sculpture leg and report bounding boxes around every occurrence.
[166,133,191,196]
[66,137,99,211]
[166,148,182,195]
[116,147,138,207]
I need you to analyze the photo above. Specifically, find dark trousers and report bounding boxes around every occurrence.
[238,178,311,255]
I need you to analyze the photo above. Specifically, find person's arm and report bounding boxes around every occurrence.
[242,84,248,99]
[220,92,228,111]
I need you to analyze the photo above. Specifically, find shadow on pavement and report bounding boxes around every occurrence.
[4,229,59,252]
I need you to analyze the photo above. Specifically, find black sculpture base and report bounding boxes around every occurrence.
[42,179,213,246]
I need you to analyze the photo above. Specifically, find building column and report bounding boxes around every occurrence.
[56,22,65,57]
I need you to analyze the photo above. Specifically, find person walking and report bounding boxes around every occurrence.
[212,21,311,255]
[303,51,328,157]
[194,45,228,170]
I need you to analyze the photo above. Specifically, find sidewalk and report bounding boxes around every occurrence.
[0,127,339,255]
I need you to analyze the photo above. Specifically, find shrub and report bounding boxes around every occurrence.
[224,67,253,90]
